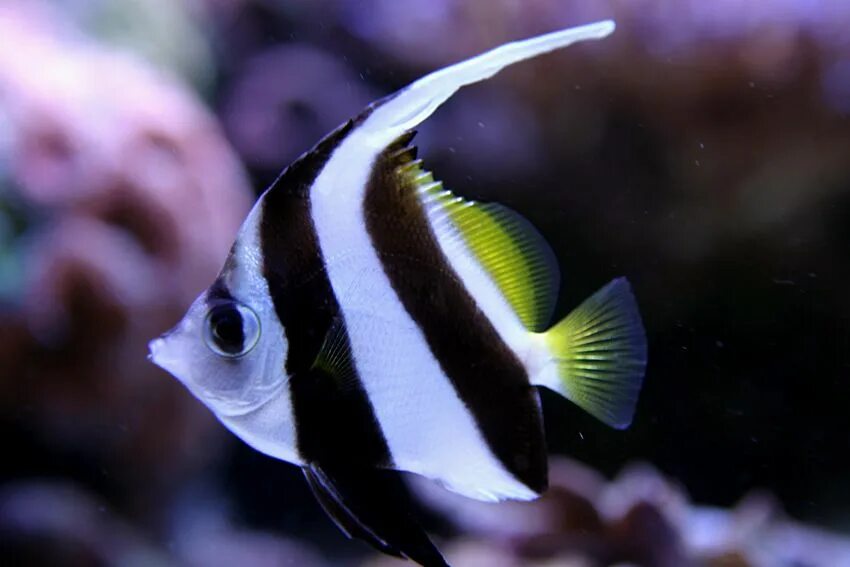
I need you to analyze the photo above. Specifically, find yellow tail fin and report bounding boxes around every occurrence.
[539,278,647,429]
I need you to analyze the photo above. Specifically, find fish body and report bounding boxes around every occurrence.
[149,20,646,566]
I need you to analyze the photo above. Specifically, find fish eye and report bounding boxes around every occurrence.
[203,301,261,358]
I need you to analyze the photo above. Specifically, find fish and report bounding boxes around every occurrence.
[148,19,646,567]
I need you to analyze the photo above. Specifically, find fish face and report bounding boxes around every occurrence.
[149,283,288,418]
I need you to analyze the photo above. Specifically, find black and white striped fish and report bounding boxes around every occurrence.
[149,20,646,567]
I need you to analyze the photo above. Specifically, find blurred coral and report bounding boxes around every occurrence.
[401,458,850,567]
[61,0,217,90]
[221,44,379,171]
[0,482,172,566]
[0,481,326,567]
[0,0,252,525]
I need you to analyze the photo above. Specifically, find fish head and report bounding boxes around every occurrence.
[149,241,289,418]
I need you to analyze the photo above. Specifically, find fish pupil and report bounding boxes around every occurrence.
[209,304,244,355]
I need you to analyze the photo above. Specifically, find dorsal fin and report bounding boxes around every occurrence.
[389,134,560,332]
[362,20,616,135]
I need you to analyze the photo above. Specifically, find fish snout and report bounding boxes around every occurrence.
[147,337,166,364]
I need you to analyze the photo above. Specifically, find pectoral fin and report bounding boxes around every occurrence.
[310,315,359,391]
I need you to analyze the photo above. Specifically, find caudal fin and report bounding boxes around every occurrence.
[537,278,647,429]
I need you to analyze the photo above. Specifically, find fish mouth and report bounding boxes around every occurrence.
[147,336,182,377]
[147,338,163,363]
[147,336,281,418]
[147,336,175,367]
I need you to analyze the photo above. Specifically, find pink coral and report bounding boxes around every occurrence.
[0,0,253,522]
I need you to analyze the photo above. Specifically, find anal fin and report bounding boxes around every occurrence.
[303,463,449,567]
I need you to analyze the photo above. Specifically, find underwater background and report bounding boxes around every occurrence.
[1,0,849,565]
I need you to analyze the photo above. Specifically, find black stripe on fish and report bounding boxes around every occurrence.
[363,133,548,493]
[258,110,392,468]
[206,276,236,303]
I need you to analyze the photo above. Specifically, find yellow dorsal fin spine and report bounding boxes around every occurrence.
[394,143,560,331]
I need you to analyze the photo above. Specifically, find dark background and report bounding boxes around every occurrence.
[1,1,849,565]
